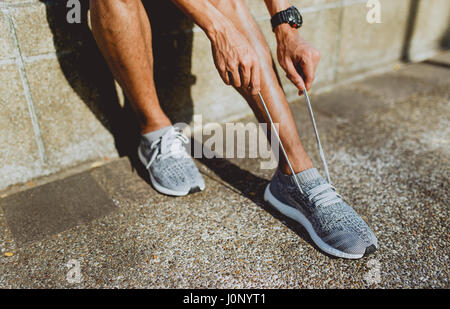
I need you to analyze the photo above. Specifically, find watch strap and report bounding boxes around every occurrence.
[271,6,301,31]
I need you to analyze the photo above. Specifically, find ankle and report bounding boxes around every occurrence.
[140,119,172,135]
[279,158,314,175]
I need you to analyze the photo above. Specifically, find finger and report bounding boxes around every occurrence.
[239,63,251,90]
[284,59,305,91]
[218,67,230,85]
[250,62,261,95]
[300,59,315,90]
[230,68,241,88]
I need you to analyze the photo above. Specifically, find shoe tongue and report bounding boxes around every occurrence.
[160,128,179,154]
[161,126,176,138]
[160,128,188,158]
[292,168,327,192]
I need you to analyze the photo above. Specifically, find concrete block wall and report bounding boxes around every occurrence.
[0,0,449,190]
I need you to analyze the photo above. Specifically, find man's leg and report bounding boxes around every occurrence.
[90,0,205,195]
[90,0,171,134]
[208,0,313,175]
[209,0,378,258]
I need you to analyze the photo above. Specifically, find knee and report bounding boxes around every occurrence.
[252,40,274,68]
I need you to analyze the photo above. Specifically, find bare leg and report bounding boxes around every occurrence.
[90,0,312,173]
[90,0,171,134]
[209,0,313,174]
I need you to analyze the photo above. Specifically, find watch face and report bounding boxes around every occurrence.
[288,8,302,28]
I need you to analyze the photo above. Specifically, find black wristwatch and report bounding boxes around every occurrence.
[270,6,303,31]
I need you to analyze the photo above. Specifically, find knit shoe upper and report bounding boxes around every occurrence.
[267,168,378,257]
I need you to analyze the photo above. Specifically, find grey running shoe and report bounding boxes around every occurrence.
[138,127,205,196]
[264,168,378,259]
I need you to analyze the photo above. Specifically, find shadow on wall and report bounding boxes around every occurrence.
[402,0,450,62]
[401,0,419,61]
[39,0,196,161]
[440,20,450,50]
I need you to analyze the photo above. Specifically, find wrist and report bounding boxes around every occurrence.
[265,0,291,16]
[204,18,234,42]
[274,23,298,40]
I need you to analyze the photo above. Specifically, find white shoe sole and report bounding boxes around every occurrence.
[138,147,205,197]
[264,184,365,259]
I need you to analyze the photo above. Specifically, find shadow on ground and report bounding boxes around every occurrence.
[190,138,334,258]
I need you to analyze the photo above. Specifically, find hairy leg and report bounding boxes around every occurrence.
[90,0,171,134]
[209,0,313,174]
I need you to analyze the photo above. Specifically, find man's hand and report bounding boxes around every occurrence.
[209,21,261,95]
[171,0,261,95]
[275,23,321,95]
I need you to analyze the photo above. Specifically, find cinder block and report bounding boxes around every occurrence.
[294,7,342,88]
[256,6,342,98]
[190,31,251,123]
[0,63,42,189]
[10,3,55,57]
[0,10,14,60]
[23,55,118,169]
[11,2,89,57]
[293,0,338,8]
[245,0,338,19]
[337,0,411,80]
[408,0,450,62]
[187,4,342,120]
[1,0,41,3]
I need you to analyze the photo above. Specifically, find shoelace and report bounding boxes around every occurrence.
[258,90,330,196]
[306,183,342,208]
[146,128,189,169]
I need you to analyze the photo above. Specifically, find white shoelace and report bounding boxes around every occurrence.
[258,90,331,196]
[146,128,190,170]
[306,183,342,208]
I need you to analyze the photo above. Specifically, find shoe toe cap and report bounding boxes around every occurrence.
[326,231,378,256]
